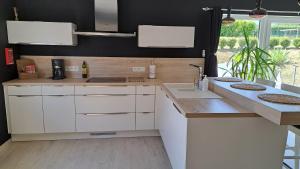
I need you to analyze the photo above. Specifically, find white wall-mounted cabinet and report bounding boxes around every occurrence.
[138,25,195,48]
[6,21,77,46]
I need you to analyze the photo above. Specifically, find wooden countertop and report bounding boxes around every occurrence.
[161,84,258,118]
[2,78,160,86]
[209,78,300,125]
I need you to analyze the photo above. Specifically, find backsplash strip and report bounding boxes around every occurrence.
[21,56,204,83]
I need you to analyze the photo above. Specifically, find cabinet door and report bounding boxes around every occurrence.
[43,96,75,133]
[159,90,188,169]
[155,86,165,129]
[75,95,135,114]
[136,95,155,112]
[76,113,135,132]
[9,96,44,134]
[136,85,155,94]
[136,112,155,130]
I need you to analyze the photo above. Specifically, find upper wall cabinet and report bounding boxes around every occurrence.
[6,21,77,46]
[138,25,195,48]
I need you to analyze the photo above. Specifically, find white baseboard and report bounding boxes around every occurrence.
[11,130,160,142]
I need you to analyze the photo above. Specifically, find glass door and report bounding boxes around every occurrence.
[265,16,300,86]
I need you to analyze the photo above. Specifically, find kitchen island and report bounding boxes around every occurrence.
[157,83,288,169]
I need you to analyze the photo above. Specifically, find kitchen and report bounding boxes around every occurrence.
[1,0,300,169]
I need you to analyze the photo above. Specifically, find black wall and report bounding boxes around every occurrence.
[0,0,18,145]
[15,0,300,57]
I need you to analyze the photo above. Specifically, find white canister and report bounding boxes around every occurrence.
[149,64,156,79]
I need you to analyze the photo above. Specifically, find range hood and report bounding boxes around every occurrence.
[74,0,136,38]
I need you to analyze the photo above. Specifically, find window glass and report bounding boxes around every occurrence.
[268,23,300,86]
[217,19,260,77]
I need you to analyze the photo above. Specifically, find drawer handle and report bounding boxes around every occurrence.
[10,85,38,87]
[82,85,128,87]
[173,103,183,114]
[44,95,68,97]
[83,94,130,97]
[44,85,65,87]
[15,95,39,97]
[140,112,153,114]
[83,113,131,116]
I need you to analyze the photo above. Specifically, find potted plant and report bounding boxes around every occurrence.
[220,28,277,81]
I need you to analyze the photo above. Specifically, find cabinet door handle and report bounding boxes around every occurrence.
[83,112,131,116]
[83,94,129,97]
[173,103,183,114]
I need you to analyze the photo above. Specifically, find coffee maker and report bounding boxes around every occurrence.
[52,59,65,80]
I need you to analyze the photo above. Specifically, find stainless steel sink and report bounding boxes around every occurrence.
[86,77,127,83]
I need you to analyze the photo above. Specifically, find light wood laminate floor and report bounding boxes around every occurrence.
[0,136,172,169]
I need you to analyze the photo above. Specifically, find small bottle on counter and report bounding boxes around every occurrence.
[202,75,209,91]
[82,61,88,78]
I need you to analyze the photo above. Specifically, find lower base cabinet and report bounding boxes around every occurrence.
[76,113,135,132]
[158,89,187,169]
[136,112,155,130]
[9,96,44,134]
[43,96,76,133]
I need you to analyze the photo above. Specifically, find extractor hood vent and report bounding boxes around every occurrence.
[73,0,136,38]
[95,0,118,32]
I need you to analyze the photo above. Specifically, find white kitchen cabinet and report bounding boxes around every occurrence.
[75,95,135,114]
[75,85,135,95]
[7,85,41,96]
[136,95,155,112]
[43,96,75,133]
[42,85,74,95]
[158,88,188,169]
[6,21,77,46]
[76,113,135,132]
[8,96,44,134]
[136,85,155,94]
[138,25,195,48]
[136,112,155,130]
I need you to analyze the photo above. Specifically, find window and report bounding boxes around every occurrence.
[265,16,300,86]
[217,15,300,87]
[217,15,261,77]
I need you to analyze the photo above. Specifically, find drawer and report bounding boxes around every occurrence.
[75,85,135,95]
[136,95,155,112]
[75,95,135,114]
[76,113,135,132]
[136,112,155,130]
[136,85,155,94]
[7,85,42,96]
[42,85,74,95]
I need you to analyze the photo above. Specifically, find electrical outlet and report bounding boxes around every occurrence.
[65,66,80,72]
[131,67,146,72]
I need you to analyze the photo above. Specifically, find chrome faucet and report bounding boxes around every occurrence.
[189,64,203,89]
